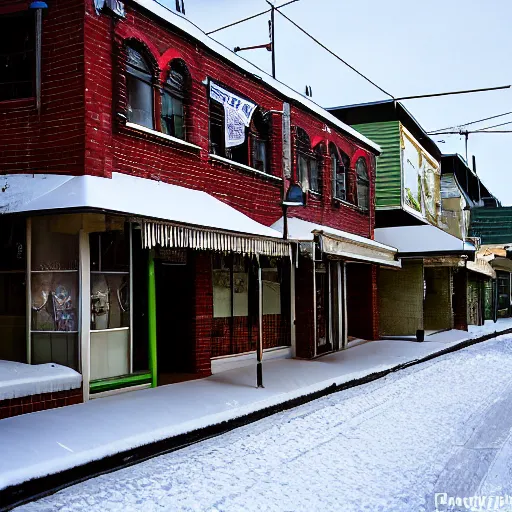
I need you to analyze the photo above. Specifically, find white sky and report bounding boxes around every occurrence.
[166,0,512,204]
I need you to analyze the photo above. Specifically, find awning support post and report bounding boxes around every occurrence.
[257,260,264,387]
[148,250,158,388]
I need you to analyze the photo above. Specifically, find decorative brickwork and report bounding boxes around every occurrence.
[0,387,83,420]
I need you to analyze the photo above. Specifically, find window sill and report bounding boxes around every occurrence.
[208,154,283,182]
[124,122,202,151]
[0,97,36,111]
[332,197,370,214]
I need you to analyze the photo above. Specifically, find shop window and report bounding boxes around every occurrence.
[331,143,350,202]
[356,157,370,210]
[30,216,80,370]
[126,44,154,129]
[90,224,131,381]
[161,60,187,139]
[262,260,281,316]
[212,254,249,318]
[296,128,321,193]
[0,218,26,362]
[0,11,35,101]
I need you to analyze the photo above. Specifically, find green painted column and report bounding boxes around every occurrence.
[148,250,158,388]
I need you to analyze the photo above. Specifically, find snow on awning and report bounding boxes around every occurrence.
[0,173,290,257]
[271,217,401,268]
[374,225,475,258]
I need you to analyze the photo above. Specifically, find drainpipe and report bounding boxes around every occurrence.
[257,259,264,387]
[29,2,48,114]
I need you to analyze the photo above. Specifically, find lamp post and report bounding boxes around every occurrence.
[282,183,305,240]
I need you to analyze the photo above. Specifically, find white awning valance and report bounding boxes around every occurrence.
[0,173,289,257]
[271,217,401,268]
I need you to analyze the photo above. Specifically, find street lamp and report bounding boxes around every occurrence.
[282,183,305,240]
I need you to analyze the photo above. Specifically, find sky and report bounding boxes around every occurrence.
[166,0,512,205]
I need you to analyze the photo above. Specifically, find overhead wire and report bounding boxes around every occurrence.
[428,110,512,134]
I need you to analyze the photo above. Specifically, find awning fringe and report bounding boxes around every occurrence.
[139,220,290,258]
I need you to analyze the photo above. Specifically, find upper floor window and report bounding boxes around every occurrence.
[161,60,187,140]
[209,82,270,173]
[0,11,35,101]
[126,45,154,129]
[356,157,369,210]
[296,128,320,194]
[331,143,350,202]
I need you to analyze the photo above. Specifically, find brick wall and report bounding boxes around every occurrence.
[0,386,83,420]
[453,267,469,331]
[0,0,85,175]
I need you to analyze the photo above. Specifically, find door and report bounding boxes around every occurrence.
[155,253,194,377]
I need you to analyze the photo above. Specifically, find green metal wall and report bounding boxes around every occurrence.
[352,121,401,209]
[470,207,512,245]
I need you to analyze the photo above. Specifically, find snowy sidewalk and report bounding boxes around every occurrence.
[1,319,512,499]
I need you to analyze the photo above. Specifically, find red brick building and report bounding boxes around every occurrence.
[0,0,399,412]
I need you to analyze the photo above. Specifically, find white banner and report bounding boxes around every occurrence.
[210,81,257,148]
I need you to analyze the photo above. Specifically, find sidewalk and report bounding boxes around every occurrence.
[2,319,512,506]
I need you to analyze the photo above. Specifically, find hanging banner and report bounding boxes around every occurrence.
[210,81,257,148]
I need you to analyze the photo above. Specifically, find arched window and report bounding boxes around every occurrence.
[330,143,350,201]
[296,128,320,193]
[356,157,369,210]
[161,60,187,139]
[126,45,154,129]
[250,110,270,173]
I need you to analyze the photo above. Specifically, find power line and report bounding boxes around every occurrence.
[395,85,510,102]
[478,120,512,131]
[274,7,395,99]
[206,0,299,35]
[429,130,512,135]
[428,110,512,134]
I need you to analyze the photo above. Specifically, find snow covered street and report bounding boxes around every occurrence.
[15,335,512,512]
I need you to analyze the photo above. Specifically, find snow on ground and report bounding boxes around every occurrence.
[2,319,512,493]
[0,361,81,401]
[16,335,512,512]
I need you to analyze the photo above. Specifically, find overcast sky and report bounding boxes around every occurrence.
[167,0,512,205]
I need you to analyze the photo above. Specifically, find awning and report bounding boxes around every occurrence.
[467,258,496,279]
[271,217,401,268]
[0,173,289,257]
[374,225,475,258]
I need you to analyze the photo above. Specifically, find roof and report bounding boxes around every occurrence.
[470,207,512,245]
[440,154,499,207]
[271,217,401,267]
[0,173,283,240]
[374,225,475,257]
[131,0,381,155]
[326,99,441,161]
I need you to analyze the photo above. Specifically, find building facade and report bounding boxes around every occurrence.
[0,0,399,415]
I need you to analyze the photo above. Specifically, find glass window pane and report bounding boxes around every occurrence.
[310,158,319,192]
[298,155,309,189]
[212,255,231,318]
[91,274,130,330]
[0,217,25,271]
[31,272,78,332]
[127,74,153,129]
[262,269,280,315]
[90,229,129,273]
[31,332,78,370]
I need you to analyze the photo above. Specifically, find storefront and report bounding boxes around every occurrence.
[0,173,291,401]
[271,217,400,358]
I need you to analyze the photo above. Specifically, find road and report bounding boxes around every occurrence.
[17,336,512,512]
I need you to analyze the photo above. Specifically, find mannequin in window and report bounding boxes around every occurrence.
[126,45,154,129]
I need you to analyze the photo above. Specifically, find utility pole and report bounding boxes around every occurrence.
[268,1,276,78]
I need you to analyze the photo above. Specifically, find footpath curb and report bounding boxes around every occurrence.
[2,328,512,511]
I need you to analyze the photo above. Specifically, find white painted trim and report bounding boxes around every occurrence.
[313,256,317,357]
[79,229,91,402]
[91,327,130,333]
[125,122,202,151]
[90,383,151,399]
[209,154,283,182]
[211,346,292,375]
[26,218,31,364]
[342,261,348,349]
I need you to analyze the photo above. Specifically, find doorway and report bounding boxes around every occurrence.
[155,251,195,384]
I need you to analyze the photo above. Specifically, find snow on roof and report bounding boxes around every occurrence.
[0,361,82,401]
[133,0,381,154]
[374,225,475,256]
[0,173,283,239]
[271,216,397,252]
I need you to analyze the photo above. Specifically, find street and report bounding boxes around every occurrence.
[17,336,512,512]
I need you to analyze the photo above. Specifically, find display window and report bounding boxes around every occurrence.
[30,216,79,370]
